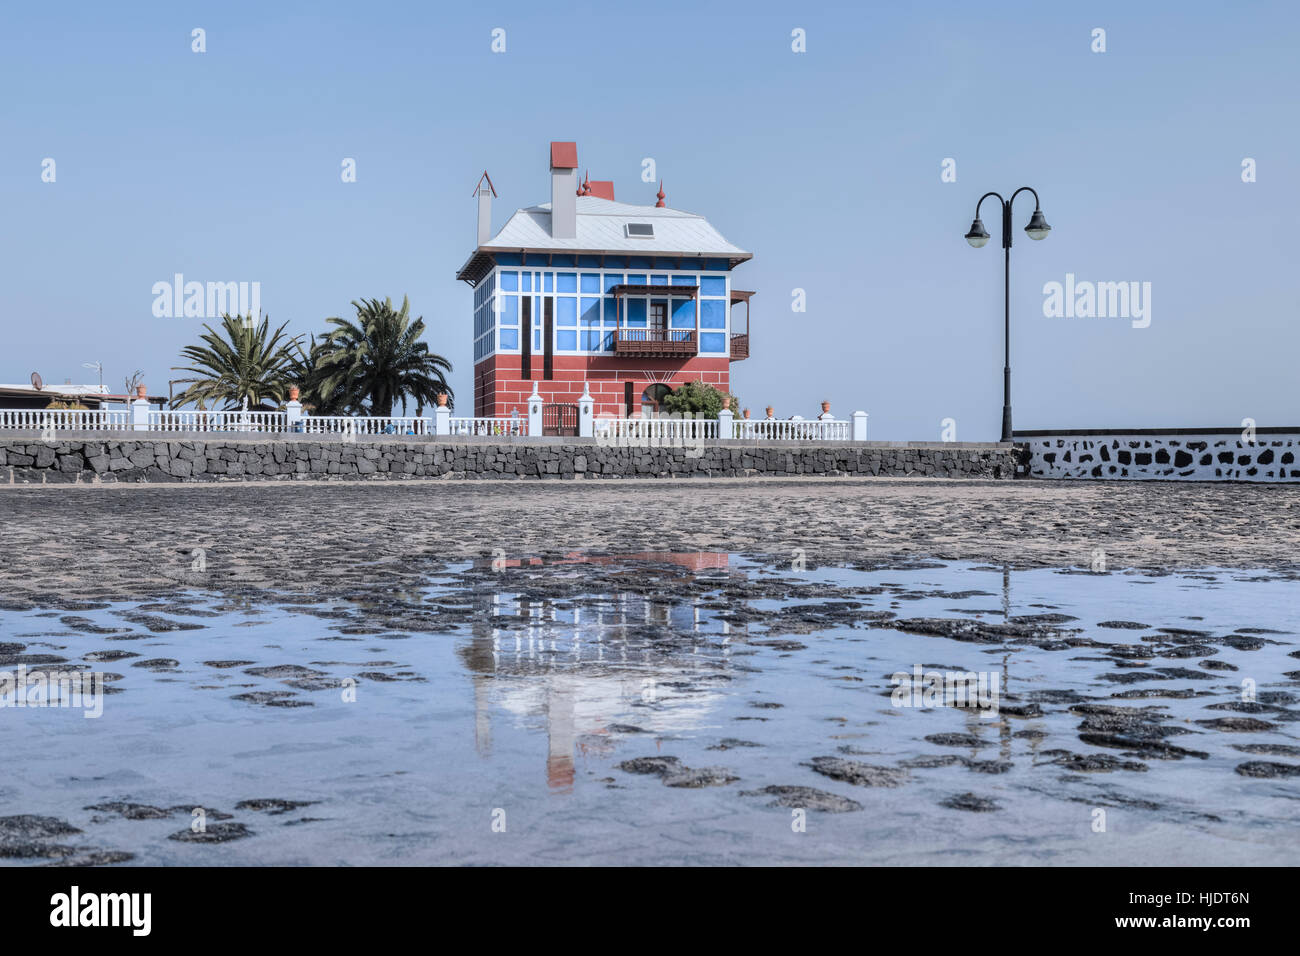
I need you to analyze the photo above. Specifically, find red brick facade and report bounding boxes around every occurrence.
[474,354,731,418]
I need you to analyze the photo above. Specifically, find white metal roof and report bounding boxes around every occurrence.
[481,197,750,258]
[0,383,108,396]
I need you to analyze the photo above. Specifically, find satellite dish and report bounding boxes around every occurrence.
[30,372,43,390]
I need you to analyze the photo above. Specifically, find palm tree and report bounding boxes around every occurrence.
[171,313,300,410]
[315,296,453,415]
[286,334,355,416]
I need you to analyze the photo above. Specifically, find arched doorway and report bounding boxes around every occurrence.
[641,384,672,416]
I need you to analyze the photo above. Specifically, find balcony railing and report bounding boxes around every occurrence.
[612,328,698,357]
[729,333,749,360]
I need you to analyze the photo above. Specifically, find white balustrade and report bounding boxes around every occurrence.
[0,407,858,442]
[149,410,288,432]
[447,417,528,437]
[0,409,132,431]
[298,416,430,436]
[594,415,719,443]
[726,418,852,441]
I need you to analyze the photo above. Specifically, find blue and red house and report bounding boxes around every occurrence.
[456,142,754,429]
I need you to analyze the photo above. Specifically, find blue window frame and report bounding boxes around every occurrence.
[498,294,518,325]
[700,299,725,329]
[557,296,577,326]
[670,298,695,329]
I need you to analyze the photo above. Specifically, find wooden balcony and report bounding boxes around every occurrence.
[612,328,698,357]
[729,333,749,360]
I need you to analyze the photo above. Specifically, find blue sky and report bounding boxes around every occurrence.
[3,0,1296,438]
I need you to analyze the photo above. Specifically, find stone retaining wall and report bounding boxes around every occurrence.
[1020,430,1300,481]
[0,435,1021,483]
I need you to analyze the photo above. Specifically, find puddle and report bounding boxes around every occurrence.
[1,554,1297,865]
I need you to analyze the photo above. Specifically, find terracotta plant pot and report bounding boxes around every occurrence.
[821,401,831,414]
[742,409,751,420]
[765,405,774,418]
[135,385,147,399]
[288,386,300,401]
[436,393,448,408]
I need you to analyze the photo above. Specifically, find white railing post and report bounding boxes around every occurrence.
[131,386,150,432]
[527,383,542,437]
[578,383,594,438]
[286,388,303,433]
[853,410,869,441]
[717,408,734,439]
[434,398,451,436]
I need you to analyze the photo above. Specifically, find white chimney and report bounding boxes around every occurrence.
[549,141,578,239]
[474,172,495,246]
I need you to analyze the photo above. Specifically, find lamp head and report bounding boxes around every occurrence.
[964,218,991,248]
[1024,208,1051,240]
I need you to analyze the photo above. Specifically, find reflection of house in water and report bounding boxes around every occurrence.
[457,552,748,790]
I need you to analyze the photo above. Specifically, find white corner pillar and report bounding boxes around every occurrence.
[527,383,543,437]
[285,395,303,433]
[717,408,734,439]
[578,383,594,438]
[131,385,150,431]
[852,410,869,441]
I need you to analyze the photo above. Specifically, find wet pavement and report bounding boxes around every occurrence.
[2,550,1297,865]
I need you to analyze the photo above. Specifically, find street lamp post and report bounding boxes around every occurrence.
[964,188,1051,442]
[82,361,104,392]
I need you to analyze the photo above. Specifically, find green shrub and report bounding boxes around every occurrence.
[660,381,737,418]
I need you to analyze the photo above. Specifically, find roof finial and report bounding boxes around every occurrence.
[578,170,590,197]
[655,179,666,208]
